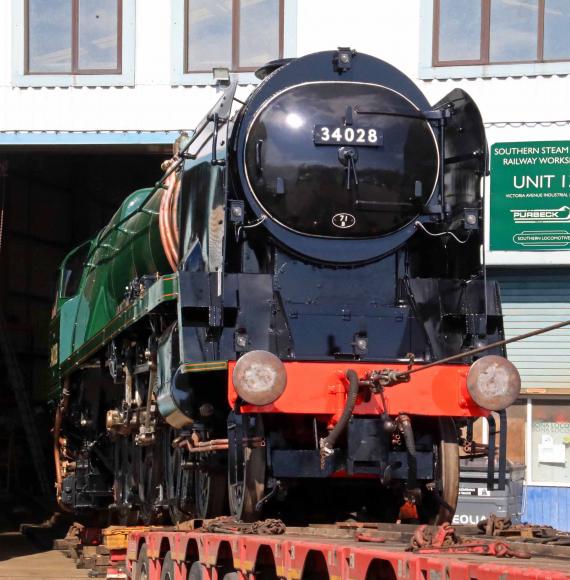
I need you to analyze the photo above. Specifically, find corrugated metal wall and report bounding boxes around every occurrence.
[491,269,570,390]
[523,486,570,531]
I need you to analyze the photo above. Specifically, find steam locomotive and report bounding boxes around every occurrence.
[50,49,520,526]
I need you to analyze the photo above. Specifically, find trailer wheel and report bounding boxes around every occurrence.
[187,561,208,579]
[160,551,175,580]
[135,544,150,580]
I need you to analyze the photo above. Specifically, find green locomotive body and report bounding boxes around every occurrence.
[52,186,170,368]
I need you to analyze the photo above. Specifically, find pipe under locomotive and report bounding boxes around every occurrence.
[50,49,520,526]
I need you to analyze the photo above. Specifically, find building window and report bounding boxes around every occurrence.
[25,0,122,75]
[13,0,134,87]
[433,0,570,67]
[529,399,570,485]
[184,0,283,73]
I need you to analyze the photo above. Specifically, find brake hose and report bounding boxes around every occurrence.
[320,369,359,463]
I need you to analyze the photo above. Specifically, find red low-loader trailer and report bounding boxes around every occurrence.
[119,520,570,580]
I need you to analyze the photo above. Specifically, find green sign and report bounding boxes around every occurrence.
[490,141,570,251]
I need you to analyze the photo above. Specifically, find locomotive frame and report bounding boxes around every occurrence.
[50,49,520,527]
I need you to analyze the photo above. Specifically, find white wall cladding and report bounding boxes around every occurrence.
[297,0,570,126]
[1,0,570,134]
[0,0,244,132]
[0,0,565,133]
[493,271,570,390]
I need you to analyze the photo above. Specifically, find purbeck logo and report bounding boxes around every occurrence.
[511,206,570,224]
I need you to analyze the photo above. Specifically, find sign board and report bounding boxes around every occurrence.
[490,141,570,253]
[531,421,570,484]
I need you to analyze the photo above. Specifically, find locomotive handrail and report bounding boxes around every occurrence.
[356,109,433,121]
[399,318,570,380]
[80,81,238,271]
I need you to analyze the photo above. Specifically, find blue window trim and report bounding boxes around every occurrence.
[11,0,136,88]
[419,1,570,80]
[171,0,298,86]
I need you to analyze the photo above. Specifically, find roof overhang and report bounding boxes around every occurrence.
[0,130,183,153]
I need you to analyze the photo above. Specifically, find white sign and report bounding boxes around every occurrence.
[538,434,567,464]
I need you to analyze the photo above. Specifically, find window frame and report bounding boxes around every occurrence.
[183,0,284,74]
[12,0,135,87]
[24,0,123,76]
[420,0,570,79]
[525,396,570,487]
[480,397,570,488]
[172,0,297,86]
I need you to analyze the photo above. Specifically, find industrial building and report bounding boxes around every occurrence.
[0,0,569,535]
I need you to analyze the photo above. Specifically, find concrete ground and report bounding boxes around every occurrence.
[0,495,89,579]
[0,532,89,580]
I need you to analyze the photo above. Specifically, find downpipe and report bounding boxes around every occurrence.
[319,369,359,466]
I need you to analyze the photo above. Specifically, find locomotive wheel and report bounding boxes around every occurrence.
[228,412,266,522]
[138,434,167,525]
[419,417,459,524]
[165,428,195,523]
[194,462,226,518]
[112,436,139,525]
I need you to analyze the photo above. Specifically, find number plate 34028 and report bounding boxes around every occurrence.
[313,125,382,147]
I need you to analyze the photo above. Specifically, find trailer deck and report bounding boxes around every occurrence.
[125,528,570,579]
[65,518,570,580]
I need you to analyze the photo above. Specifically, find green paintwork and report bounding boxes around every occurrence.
[51,274,179,387]
[51,185,174,386]
[50,85,238,393]
[181,361,229,373]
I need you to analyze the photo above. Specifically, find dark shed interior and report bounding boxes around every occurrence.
[0,147,167,506]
